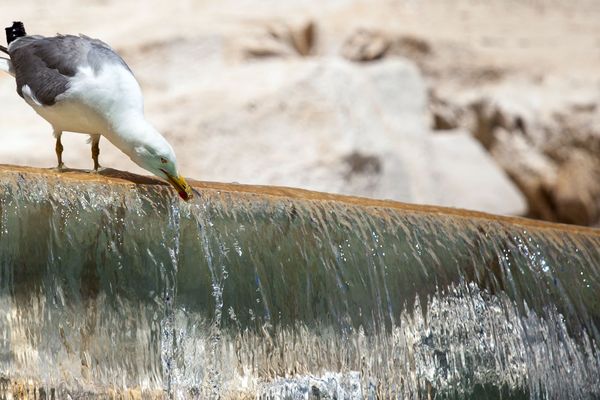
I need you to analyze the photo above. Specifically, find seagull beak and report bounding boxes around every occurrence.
[162,170,193,201]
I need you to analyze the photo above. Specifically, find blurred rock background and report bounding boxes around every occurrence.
[1,0,599,225]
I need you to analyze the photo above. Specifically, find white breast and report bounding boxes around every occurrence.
[27,63,145,138]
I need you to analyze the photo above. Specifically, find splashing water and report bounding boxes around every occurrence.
[0,170,599,399]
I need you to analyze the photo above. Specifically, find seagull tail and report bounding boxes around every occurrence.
[0,57,13,76]
[5,21,26,45]
[0,45,7,54]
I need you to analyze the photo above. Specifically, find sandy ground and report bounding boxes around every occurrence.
[0,0,599,199]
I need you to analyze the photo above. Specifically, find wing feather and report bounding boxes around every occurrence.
[8,34,131,106]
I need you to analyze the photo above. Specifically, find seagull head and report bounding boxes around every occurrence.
[129,132,193,201]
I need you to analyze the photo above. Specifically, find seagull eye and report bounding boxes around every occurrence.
[160,157,168,164]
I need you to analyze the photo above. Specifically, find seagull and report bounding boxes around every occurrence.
[0,22,193,201]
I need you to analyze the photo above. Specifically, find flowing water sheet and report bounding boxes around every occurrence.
[0,167,599,399]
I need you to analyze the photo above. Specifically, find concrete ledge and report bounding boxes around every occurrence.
[1,164,597,236]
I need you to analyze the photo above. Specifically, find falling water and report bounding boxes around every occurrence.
[0,168,599,399]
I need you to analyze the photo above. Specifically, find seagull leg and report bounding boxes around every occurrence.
[91,134,101,172]
[54,130,65,170]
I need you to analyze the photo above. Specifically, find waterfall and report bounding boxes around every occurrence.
[0,166,599,399]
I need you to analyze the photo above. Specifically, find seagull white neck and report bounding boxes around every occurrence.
[106,111,157,155]
[81,63,157,156]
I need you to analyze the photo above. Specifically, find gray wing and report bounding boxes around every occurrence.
[8,34,131,106]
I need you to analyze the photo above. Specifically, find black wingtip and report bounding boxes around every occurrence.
[5,21,26,45]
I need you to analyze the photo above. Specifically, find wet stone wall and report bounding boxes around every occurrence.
[0,166,599,399]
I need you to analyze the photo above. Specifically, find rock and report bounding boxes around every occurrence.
[427,131,527,215]
[469,98,511,150]
[168,58,428,202]
[431,79,600,225]
[553,151,600,226]
[341,29,390,62]
[237,35,298,59]
[429,91,462,130]
[490,129,558,221]
[290,20,317,56]
[363,59,429,133]
[390,35,433,61]
[152,58,524,215]
[234,19,317,60]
